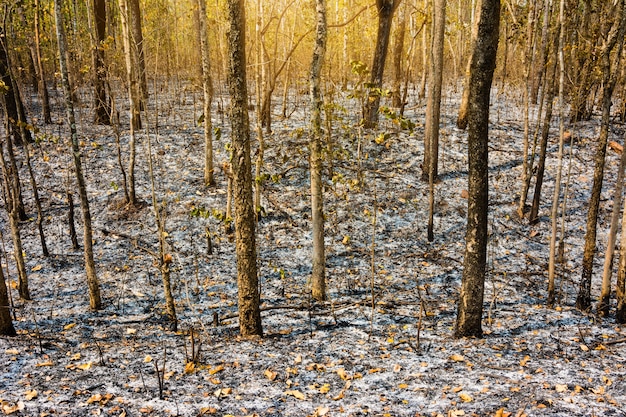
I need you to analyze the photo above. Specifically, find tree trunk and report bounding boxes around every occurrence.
[455,0,500,339]
[456,0,479,130]
[54,0,102,310]
[310,0,328,302]
[129,0,148,101]
[363,0,402,128]
[0,27,32,146]
[0,143,29,301]
[118,0,140,205]
[425,0,445,242]
[528,46,558,224]
[225,0,262,337]
[547,0,566,307]
[617,187,626,323]
[197,0,215,186]
[0,251,15,335]
[530,0,551,104]
[516,0,538,219]
[577,2,626,312]
[391,3,406,108]
[598,135,626,316]
[92,0,111,125]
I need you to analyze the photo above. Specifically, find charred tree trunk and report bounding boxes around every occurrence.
[363,0,402,128]
[225,0,263,337]
[197,0,214,186]
[54,0,102,310]
[455,0,500,339]
[310,0,328,302]
[92,0,111,125]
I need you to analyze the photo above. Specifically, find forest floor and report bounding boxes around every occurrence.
[1,84,626,417]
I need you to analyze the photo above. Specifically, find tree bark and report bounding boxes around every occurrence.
[391,3,406,108]
[0,26,32,146]
[455,0,500,339]
[577,0,626,312]
[118,0,140,205]
[425,0,446,242]
[363,0,402,128]
[54,0,102,310]
[197,0,215,186]
[547,0,566,307]
[0,249,15,336]
[92,0,111,125]
[310,0,328,302]
[225,0,262,337]
[129,0,148,101]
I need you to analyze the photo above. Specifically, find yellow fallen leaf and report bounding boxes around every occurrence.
[520,355,530,367]
[393,364,402,372]
[450,354,465,362]
[398,383,408,389]
[5,348,19,355]
[580,344,589,352]
[494,408,511,417]
[36,361,54,367]
[555,384,568,393]
[452,386,463,393]
[24,390,37,400]
[591,386,605,395]
[315,406,330,416]
[31,264,43,272]
[319,383,331,394]
[164,371,175,380]
[184,362,196,374]
[86,394,102,404]
[209,377,220,385]
[264,369,278,381]
[209,364,224,375]
[77,362,92,371]
[337,368,350,380]
[333,390,345,401]
[2,402,24,414]
[459,392,473,402]
[143,355,153,363]
[342,235,350,245]
[285,390,306,400]
[126,328,137,335]
[214,387,232,397]
[294,354,302,364]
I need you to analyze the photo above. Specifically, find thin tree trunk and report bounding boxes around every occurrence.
[54,0,102,310]
[456,0,479,130]
[577,2,626,312]
[617,189,626,323]
[118,0,140,205]
[0,252,15,336]
[599,136,626,316]
[197,0,214,186]
[129,0,148,101]
[516,0,537,219]
[225,0,262,337]
[455,0,500,339]
[529,47,558,224]
[530,0,551,104]
[92,0,111,125]
[425,0,445,242]
[391,3,406,108]
[310,0,328,302]
[0,142,29,301]
[363,0,402,128]
[547,0,566,307]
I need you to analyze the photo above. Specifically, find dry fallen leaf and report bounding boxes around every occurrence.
[63,323,76,331]
[555,384,568,393]
[284,390,306,400]
[76,362,92,371]
[5,349,19,355]
[143,355,152,363]
[494,408,511,417]
[209,365,224,375]
[314,406,330,416]
[337,368,351,380]
[184,362,196,374]
[24,390,37,401]
[36,361,54,367]
[264,369,278,381]
[459,392,473,402]
[450,354,465,362]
